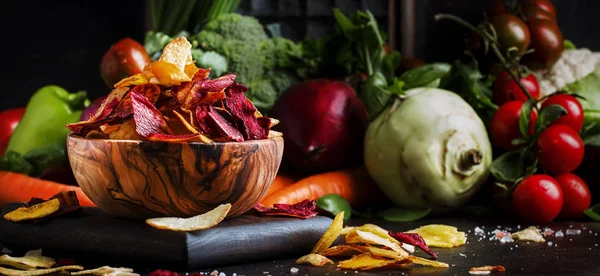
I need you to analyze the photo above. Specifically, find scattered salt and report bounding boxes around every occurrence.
[555,230,564,237]
[547,241,553,246]
[515,245,519,248]
[459,253,467,257]
[543,228,554,236]
[233,274,237,276]
[566,229,581,235]
[517,225,521,229]
[290,267,299,273]
[500,235,514,243]
[218,273,226,276]
[596,244,598,247]
[475,227,484,234]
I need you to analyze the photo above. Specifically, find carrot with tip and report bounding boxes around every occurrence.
[0,171,95,207]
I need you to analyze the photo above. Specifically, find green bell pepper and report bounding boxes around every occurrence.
[6,85,89,155]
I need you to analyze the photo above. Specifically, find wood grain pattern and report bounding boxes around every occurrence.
[66,133,284,220]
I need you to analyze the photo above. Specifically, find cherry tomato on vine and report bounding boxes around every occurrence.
[489,101,538,150]
[522,18,564,70]
[521,0,557,19]
[489,14,531,55]
[521,4,555,22]
[512,174,563,223]
[540,94,584,133]
[554,173,591,219]
[493,70,540,104]
[536,125,584,174]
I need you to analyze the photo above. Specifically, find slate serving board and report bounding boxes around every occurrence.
[0,203,333,270]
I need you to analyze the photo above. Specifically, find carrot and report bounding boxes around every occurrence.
[259,175,298,203]
[0,171,95,208]
[259,166,385,208]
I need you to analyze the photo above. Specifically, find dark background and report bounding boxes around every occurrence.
[1,0,598,110]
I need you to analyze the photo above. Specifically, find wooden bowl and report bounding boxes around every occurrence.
[66,133,284,220]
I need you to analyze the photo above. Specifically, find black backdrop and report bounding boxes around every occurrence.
[0,0,598,111]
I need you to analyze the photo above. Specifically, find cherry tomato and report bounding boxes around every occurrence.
[100,38,152,88]
[489,14,531,55]
[512,174,563,223]
[522,18,564,70]
[489,101,538,150]
[554,173,591,219]
[540,94,584,133]
[521,5,555,22]
[521,0,557,19]
[536,125,584,174]
[0,107,25,156]
[488,0,508,17]
[493,70,540,104]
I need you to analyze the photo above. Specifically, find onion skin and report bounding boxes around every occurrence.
[270,79,368,175]
[364,88,492,212]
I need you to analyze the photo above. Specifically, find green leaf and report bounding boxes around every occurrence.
[316,194,352,220]
[23,143,68,176]
[387,78,406,96]
[1,151,33,175]
[490,150,525,183]
[518,99,535,138]
[399,63,452,90]
[361,72,393,121]
[584,203,600,221]
[564,39,576,50]
[535,104,567,133]
[382,51,401,81]
[380,207,430,222]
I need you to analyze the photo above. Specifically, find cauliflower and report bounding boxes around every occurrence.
[535,49,600,96]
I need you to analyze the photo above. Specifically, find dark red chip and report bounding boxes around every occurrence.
[173,73,234,109]
[223,83,270,140]
[388,231,438,259]
[253,199,318,219]
[25,191,83,224]
[131,91,173,138]
[195,105,244,142]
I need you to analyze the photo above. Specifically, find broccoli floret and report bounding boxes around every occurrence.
[246,79,278,111]
[260,37,303,71]
[222,41,263,84]
[196,13,267,49]
[267,70,298,95]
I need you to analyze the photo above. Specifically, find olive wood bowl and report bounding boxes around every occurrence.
[66,133,284,220]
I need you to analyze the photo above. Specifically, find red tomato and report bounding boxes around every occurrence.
[554,173,591,219]
[489,14,531,55]
[489,101,538,150]
[540,94,584,133]
[493,71,540,105]
[536,125,584,174]
[0,107,26,156]
[521,0,557,19]
[522,18,564,70]
[100,38,152,88]
[512,174,563,223]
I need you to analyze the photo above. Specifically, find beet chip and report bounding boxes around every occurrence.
[131,91,203,142]
[67,84,161,136]
[388,231,438,260]
[195,105,244,142]
[23,191,83,224]
[173,72,234,109]
[253,199,318,219]
[223,83,270,140]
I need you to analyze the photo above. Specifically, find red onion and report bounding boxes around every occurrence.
[270,79,368,175]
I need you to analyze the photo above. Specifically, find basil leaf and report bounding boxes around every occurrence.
[380,207,430,222]
[400,63,451,90]
[317,194,352,220]
[361,72,393,121]
[382,51,401,81]
[387,78,406,96]
[490,150,525,183]
[519,99,535,138]
[584,203,600,221]
[535,104,567,133]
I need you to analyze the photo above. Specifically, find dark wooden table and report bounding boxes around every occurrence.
[2,216,600,275]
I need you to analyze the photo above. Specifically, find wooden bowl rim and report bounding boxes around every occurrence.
[67,132,283,147]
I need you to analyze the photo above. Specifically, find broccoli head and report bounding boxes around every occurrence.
[260,37,303,71]
[196,13,267,50]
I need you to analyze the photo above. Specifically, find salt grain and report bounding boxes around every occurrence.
[500,235,514,243]
[290,267,299,273]
[555,230,564,237]
[475,227,484,234]
[566,229,581,235]
[547,241,553,246]
[218,273,226,276]
[459,253,467,257]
